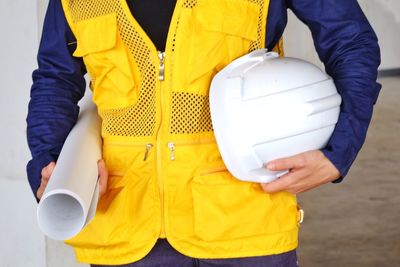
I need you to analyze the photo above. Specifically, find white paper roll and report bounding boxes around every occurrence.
[37,94,102,240]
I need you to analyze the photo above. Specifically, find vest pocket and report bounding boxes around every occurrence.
[194,0,259,40]
[191,168,298,242]
[186,0,259,87]
[102,140,154,189]
[73,13,139,110]
[65,140,158,248]
[102,142,132,189]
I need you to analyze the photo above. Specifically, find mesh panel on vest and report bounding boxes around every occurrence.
[169,0,265,135]
[170,92,213,134]
[66,0,265,137]
[249,0,266,52]
[181,0,265,51]
[67,0,157,137]
[183,0,198,9]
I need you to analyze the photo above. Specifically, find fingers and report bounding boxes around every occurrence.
[266,153,307,172]
[37,161,56,200]
[37,160,109,200]
[97,159,108,198]
[261,154,305,195]
[260,171,300,195]
[260,177,289,194]
[262,153,308,194]
[261,150,341,195]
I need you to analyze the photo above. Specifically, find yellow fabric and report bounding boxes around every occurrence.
[61,0,298,265]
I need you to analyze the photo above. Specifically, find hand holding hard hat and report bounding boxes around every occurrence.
[261,150,340,194]
[210,49,341,192]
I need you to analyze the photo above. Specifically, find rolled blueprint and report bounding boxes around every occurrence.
[37,94,102,240]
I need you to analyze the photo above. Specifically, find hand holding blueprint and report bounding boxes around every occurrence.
[37,94,102,240]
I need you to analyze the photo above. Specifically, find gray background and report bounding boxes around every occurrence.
[0,0,398,266]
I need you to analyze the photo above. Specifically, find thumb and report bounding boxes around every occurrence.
[41,161,56,179]
[97,159,108,197]
[37,161,56,200]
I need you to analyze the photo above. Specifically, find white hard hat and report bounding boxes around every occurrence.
[210,49,341,183]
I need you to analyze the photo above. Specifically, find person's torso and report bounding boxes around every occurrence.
[60,0,298,264]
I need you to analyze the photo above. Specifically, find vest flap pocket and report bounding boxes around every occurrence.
[73,13,118,57]
[102,141,150,189]
[72,13,140,110]
[194,0,259,41]
[191,170,275,241]
[185,0,260,85]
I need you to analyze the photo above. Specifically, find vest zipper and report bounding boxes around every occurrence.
[158,51,165,81]
[165,138,216,161]
[102,140,153,165]
[167,142,175,160]
[155,0,182,240]
[157,50,166,237]
[143,144,153,161]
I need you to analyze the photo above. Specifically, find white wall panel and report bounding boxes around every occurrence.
[0,0,46,266]
[360,0,400,69]
[0,0,37,182]
[0,180,46,267]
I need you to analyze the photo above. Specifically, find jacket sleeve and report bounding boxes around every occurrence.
[26,0,86,201]
[286,0,381,180]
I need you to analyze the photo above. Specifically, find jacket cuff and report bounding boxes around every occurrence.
[321,148,348,184]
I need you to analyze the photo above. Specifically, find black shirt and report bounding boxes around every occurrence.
[127,0,177,51]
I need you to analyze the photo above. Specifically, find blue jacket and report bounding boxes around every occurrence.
[27,0,381,198]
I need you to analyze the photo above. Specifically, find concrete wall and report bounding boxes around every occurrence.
[284,0,400,70]
[0,1,46,267]
[360,0,400,69]
[0,0,398,267]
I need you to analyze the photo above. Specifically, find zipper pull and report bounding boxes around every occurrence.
[143,144,153,161]
[158,51,165,81]
[167,142,175,161]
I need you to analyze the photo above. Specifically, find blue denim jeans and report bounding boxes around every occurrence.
[91,239,298,267]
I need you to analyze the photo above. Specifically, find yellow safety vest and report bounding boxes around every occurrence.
[61,0,296,265]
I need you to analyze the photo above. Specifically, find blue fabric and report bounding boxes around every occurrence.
[90,239,298,267]
[26,0,86,201]
[26,0,381,199]
[278,0,381,182]
[127,0,177,51]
